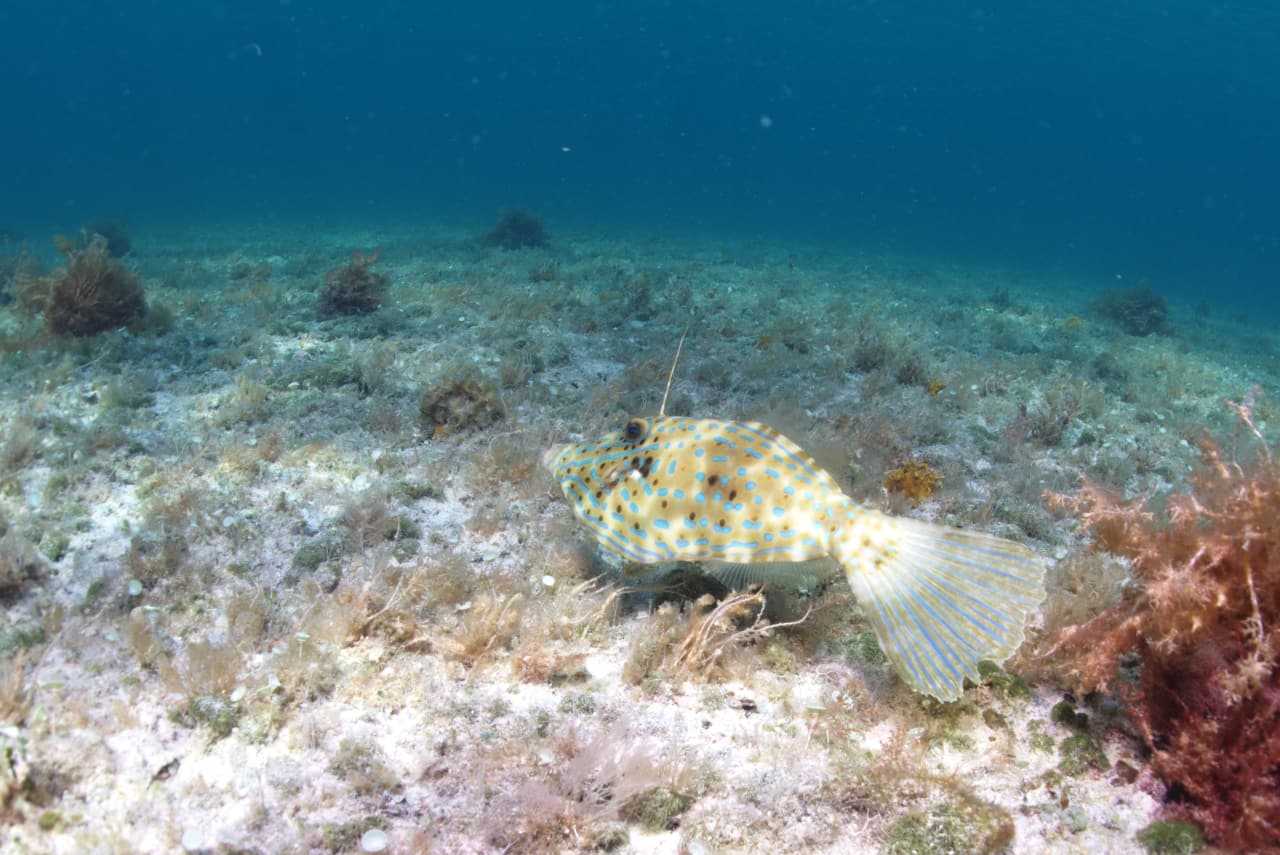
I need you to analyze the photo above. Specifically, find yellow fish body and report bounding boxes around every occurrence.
[545,416,1046,701]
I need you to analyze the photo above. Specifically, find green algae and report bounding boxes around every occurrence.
[1058,733,1109,776]
[1050,700,1089,731]
[977,660,1031,700]
[620,786,691,831]
[883,795,1015,855]
[1136,820,1204,854]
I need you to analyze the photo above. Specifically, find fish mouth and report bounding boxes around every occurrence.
[541,444,566,473]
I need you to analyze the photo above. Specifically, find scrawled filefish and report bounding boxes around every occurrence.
[544,416,1046,701]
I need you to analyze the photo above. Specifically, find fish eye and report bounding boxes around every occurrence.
[623,419,646,442]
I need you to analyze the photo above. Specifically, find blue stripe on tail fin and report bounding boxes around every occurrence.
[833,513,1046,701]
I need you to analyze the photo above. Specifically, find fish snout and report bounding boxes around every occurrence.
[541,444,567,473]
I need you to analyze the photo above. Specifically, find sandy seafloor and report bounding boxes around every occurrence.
[1,221,1276,854]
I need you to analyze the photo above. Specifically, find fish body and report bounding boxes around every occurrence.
[545,416,1046,700]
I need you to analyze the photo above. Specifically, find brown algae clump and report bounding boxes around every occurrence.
[883,459,943,505]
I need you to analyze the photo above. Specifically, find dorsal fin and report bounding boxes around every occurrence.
[659,323,690,417]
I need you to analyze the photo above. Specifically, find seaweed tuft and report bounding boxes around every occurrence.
[42,235,147,336]
[318,249,389,317]
[1047,391,1280,848]
[418,368,505,437]
[483,208,549,250]
[1094,281,1168,336]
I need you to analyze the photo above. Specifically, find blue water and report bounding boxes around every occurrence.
[3,2,1277,312]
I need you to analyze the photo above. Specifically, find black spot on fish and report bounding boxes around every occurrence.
[729,490,737,501]
[707,474,719,486]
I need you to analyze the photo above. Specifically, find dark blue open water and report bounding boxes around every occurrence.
[3,2,1277,313]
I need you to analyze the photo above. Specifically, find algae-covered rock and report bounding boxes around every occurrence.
[845,630,887,666]
[1058,733,1109,776]
[883,795,1015,854]
[620,786,691,831]
[1050,700,1089,731]
[1136,820,1205,854]
[977,660,1031,700]
[174,693,242,739]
